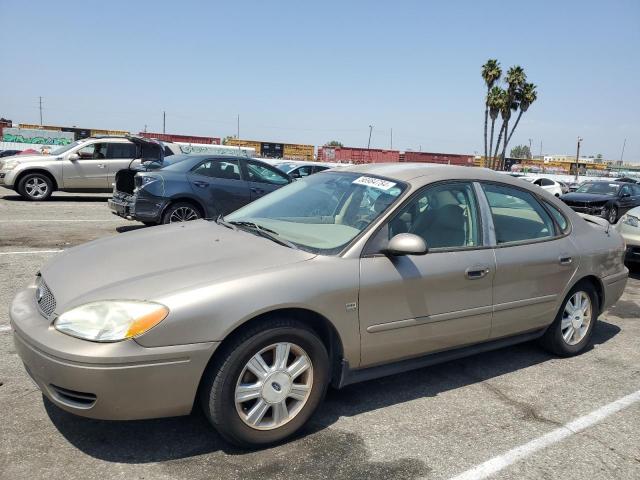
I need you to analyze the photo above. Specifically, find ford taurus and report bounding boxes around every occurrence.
[10,164,628,447]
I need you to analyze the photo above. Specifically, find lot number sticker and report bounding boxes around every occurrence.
[352,176,397,191]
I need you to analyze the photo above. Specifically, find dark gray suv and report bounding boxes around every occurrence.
[109,155,291,224]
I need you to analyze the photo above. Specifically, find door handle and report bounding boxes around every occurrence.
[559,256,573,265]
[97,164,106,168]
[193,181,208,188]
[465,266,490,280]
[251,187,265,194]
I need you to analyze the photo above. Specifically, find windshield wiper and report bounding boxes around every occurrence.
[228,220,299,250]
[215,214,237,230]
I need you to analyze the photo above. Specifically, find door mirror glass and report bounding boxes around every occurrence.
[385,233,428,256]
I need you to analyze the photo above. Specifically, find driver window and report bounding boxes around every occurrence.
[382,182,480,249]
[77,143,107,160]
[620,185,631,196]
[246,161,289,185]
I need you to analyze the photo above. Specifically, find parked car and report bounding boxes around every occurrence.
[0,149,21,158]
[566,181,581,192]
[560,181,640,224]
[521,177,564,197]
[11,164,627,448]
[0,136,179,200]
[109,155,292,225]
[556,180,570,194]
[274,161,331,179]
[616,205,640,267]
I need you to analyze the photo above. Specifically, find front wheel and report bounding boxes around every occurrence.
[17,173,53,201]
[200,318,329,448]
[605,206,618,224]
[540,281,598,356]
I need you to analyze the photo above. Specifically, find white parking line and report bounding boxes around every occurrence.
[448,389,640,480]
[0,219,120,223]
[0,250,63,255]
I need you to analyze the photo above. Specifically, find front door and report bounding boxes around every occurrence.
[480,182,579,338]
[62,142,108,189]
[243,160,291,201]
[359,181,494,366]
[188,158,250,216]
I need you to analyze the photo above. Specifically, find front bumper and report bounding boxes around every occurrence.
[616,221,640,264]
[566,205,606,216]
[0,169,16,187]
[10,286,218,420]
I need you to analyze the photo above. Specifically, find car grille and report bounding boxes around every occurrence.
[36,279,56,317]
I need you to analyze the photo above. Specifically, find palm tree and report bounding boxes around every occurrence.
[486,86,505,168]
[497,66,526,170]
[505,83,538,148]
[481,60,502,163]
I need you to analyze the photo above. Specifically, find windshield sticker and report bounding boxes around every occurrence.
[352,176,397,191]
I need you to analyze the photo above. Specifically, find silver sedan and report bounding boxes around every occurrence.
[10,164,628,447]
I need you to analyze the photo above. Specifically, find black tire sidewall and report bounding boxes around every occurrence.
[208,326,329,447]
[548,282,599,356]
[162,202,201,224]
[18,173,53,201]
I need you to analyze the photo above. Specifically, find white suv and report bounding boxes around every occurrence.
[0,136,178,200]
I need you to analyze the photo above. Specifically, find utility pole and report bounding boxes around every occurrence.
[539,140,543,158]
[143,124,147,133]
[528,138,532,157]
[162,111,166,134]
[237,114,240,139]
[575,136,582,182]
[367,125,373,149]
[39,96,43,126]
[620,138,627,163]
[390,128,393,150]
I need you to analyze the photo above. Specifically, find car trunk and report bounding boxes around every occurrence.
[113,138,165,195]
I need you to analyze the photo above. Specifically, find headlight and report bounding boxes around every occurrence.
[1,159,21,170]
[54,300,169,342]
[622,215,640,228]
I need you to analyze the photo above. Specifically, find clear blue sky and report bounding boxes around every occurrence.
[1,0,638,160]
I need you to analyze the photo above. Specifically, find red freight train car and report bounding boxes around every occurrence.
[400,151,474,166]
[318,146,400,164]
[138,132,221,145]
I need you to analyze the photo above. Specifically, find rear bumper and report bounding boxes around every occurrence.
[602,269,628,311]
[10,286,218,420]
[109,191,165,224]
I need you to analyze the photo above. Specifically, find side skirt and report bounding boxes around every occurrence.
[334,329,546,388]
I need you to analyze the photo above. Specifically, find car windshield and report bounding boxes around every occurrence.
[575,182,620,196]
[275,162,298,172]
[226,171,406,254]
[51,139,87,155]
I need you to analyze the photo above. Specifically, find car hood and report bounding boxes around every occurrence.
[0,154,50,165]
[560,192,614,203]
[40,220,316,313]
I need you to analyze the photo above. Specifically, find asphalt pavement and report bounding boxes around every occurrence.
[1,186,638,480]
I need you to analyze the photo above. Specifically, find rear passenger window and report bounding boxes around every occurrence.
[107,143,137,159]
[192,159,241,180]
[544,202,569,233]
[481,183,555,244]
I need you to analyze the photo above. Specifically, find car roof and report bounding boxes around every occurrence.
[336,162,504,182]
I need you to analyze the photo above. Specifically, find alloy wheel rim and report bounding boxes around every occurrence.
[608,208,616,223]
[169,206,199,223]
[25,177,48,198]
[561,291,592,345]
[234,342,313,430]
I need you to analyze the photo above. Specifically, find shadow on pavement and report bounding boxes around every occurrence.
[44,320,621,468]
[1,193,109,202]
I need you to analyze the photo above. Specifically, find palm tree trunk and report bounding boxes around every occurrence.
[499,119,510,171]
[488,118,496,168]
[483,89,489,162]
[505,110,524,148]
[492,120,506,170]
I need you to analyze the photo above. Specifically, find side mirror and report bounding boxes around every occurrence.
[290,171,301,178]
[68,153,79,161]
[621,192,631,198]
[143,160,163,170]
[384,233,428,256]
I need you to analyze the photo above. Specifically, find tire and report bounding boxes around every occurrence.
[17,173,53,201]
[161,202,202,224]
[606,206,618,224]
[142,221,156,227]
[540,280,599,357]
[199,318,330,448]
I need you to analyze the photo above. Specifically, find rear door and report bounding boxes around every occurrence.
[359,181,494,366]
[62,141,108,189]
[242,159,291,200]
[480,182,578,338]
[106,141,137,188]
[188,158,249,215]
[617,184,637,216]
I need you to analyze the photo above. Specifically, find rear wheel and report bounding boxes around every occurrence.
[540,281,598,356]
[17,173,53,201]
[162,202,201,224]
[199,318,329,448]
